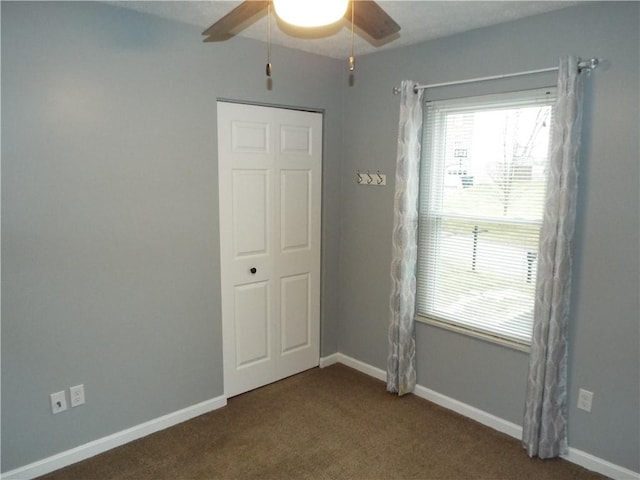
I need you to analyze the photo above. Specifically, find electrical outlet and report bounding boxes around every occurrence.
[70,384,85,407]
[50,391,68,414]
[577,388,593,412]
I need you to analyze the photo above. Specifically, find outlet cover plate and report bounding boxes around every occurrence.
[577,388,593,412]
[50,391,68,414]
[70,384,85,407]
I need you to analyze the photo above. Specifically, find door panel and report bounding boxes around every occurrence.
[234,282,270,367]
[280,125,312,155]
[218,102,321,398]
[280,273,310,354]
[281,170,311,251]
[232,121,270,154]
[232,170,269,257]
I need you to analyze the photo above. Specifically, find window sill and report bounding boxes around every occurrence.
[415,315,531,353]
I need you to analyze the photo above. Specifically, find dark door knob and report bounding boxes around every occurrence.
[250,267,257,274]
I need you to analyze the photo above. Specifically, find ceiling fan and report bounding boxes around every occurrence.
[201,0,401,43]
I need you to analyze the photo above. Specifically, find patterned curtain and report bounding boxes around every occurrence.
[387,80,424,396]
[522,56,585,458]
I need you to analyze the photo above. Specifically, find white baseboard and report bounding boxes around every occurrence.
[412,383,523,439]
[327,352,639,480]
[321,352,386,381]
[562,448,640,480]
[319,353,340,368]
[1,395,227,480]
[5,355,638,480]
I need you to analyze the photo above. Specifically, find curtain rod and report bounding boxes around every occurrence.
[392,58,600,95]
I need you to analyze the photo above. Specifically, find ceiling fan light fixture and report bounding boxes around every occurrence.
[272,0,349,28]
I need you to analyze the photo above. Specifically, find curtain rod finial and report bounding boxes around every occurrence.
[578,58,600,73]
[392,84,420,95]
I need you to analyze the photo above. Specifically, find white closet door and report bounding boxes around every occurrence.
[217,102,322,397]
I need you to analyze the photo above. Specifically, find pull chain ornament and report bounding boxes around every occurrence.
[348,0,355,71]
[266,2,272,77]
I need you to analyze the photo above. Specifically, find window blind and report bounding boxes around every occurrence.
[416,89,556,347]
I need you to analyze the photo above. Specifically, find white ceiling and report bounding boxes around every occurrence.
[112,1,580,59]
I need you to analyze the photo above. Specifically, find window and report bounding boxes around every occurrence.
[416,89,555,348]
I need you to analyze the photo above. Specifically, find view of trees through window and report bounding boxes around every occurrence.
[418,93,555,345]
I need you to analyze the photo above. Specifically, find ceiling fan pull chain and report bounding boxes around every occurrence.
[349,0,355,71]
[266,1,272,77]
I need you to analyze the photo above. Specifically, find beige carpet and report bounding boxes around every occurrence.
[39,364,608,479]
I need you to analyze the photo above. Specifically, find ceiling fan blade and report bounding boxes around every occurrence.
[347,0,400,40]
[202,1,268,40]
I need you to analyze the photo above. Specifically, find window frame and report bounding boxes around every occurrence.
[415,88,557,351]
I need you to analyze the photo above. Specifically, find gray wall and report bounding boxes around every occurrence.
[2,0,639,475]
[338,2,639,472]
[1,1,343,471]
